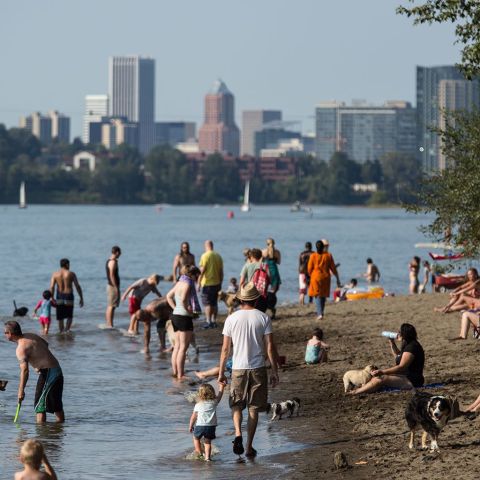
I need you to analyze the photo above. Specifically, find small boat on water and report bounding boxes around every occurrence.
[290,200,312,214]
[19,182,27,209]
[240,180,250,212]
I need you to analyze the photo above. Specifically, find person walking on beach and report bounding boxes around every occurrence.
[262,238,281,294]
[198,240,223,328]
[121,274,162,334]
[49,258,84,333]
[308,240,341,320]
[4,320,65,423]
[218,282,279,458]
[106,246,121,328]
[298,242,313,305]
[172,242,196,281]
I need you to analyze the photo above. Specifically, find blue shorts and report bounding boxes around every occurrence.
[193,425,216,440]
[201,285,221,307]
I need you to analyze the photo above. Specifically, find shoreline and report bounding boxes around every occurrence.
[197,293,480,479]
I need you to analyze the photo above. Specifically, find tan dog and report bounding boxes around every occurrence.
[218,290,239,315]
[343,364,378,392]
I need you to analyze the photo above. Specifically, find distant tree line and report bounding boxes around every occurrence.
[0,124,421,205]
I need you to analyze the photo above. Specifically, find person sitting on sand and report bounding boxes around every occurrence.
[434,268,480,313]
[349,323,424,395]
[305,328,329,364]
[450,310,480,341]
[333,279,357,302]
[15,439,57,480]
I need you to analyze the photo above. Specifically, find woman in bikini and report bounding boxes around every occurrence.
[408,256,421,294]
[434,268,480,313]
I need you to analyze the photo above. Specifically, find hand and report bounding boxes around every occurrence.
[79,299,84,308]
[270,372,279,388]
[371,369,383,377]
[336,279,341,288]
[218,374,228,386]
[18,390,25,402]
[189,425,194,433]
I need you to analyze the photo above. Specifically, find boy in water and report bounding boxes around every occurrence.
[15,439,57,480]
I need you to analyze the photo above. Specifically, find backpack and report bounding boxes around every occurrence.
[252,262,270,298]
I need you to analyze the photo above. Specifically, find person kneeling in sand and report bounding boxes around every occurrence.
[15,439,57,480]
[348,324,424,395]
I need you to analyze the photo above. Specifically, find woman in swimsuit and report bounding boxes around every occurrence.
[434,268,480,313]
[408,256,420,294]
[262,238,281,294]
[172,242,196,281]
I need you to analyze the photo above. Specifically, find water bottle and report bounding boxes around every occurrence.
[381,331,398,340]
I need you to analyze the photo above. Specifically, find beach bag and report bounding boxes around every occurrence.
[252,262,270,298]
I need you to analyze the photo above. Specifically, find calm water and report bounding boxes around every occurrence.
[0,205,431,479]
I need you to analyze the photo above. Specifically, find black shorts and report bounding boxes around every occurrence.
[171,314,194,332]
[56,292,74,320]
[201,285,221,307]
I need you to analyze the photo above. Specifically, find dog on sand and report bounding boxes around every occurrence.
[266,398,301,421]
[343,365,378,392]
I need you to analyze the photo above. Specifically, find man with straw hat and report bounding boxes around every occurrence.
[218,282,279,458]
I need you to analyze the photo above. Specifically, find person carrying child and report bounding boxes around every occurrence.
[15,438,57,480]
[33,291,56,335]
[305,328,329,364]
[188,382,225,461]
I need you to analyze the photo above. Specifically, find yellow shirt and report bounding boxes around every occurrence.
[199,251,223,286]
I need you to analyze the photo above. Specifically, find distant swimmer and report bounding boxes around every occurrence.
[364,258,381,283]
[49,258,84,333]
[4,320,65,423]
[106,246,121,328]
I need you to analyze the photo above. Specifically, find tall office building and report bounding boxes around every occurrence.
[416,65,480,171]
[155,122,196,147]
[83,94,109,143]
[315,100,416,163]
[198,79,240,156]
[101,117,138,150]
[109,56,155,154]
[49,111,70,143]
[241,110,282,155]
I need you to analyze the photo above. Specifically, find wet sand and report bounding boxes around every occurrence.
[197,293,480,479]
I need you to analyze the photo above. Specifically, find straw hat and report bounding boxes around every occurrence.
[236,282,261,302]
[321,238,329,246]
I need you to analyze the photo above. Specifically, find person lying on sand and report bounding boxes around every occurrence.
[434,268,480,314]
[348,324,424,395]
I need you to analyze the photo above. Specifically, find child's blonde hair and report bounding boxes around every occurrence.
[197,383,216,401]
[20,439,44,469]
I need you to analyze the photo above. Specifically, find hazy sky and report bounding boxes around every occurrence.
[0,0,460,137]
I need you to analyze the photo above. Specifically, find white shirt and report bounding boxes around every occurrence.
[222,308,272,370]
[194,400,218,426]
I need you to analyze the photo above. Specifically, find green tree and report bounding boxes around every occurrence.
[380,152,421,203]
[201,153,241,203]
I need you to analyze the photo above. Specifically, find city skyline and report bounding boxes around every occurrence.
[0,0,460,138]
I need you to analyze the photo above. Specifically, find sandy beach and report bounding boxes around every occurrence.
[197,293,480,479]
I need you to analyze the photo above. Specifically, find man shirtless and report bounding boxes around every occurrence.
[364,258,381,283]
[106,246,121,328]
[4,321,64,423]
[49,258,84,333]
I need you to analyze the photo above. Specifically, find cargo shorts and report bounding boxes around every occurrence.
[229,367,268,411]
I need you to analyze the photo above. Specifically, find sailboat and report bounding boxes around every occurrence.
[240,180,250,212]
[19,182,27,209]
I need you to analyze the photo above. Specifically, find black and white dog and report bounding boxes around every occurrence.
[266,397,301,421]
[405,392,459,452]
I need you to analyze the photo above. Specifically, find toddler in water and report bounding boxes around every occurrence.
[34,290,56,335]
[189,383,225,461]
[15,439,57,480]
[305,328,329,364]
[226,277,238,294]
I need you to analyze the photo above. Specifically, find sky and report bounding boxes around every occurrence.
[0,0,461,138]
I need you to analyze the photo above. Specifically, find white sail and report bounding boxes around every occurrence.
[19,182,27,209]
[240,180,250,212]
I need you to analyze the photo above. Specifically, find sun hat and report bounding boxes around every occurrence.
[236,282,261,302]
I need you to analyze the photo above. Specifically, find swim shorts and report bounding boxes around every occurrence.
[56,293,74,320]
[299,273,307,294]
[201,285,221,307]
[107,285,120,308]
[34,367,64,414]
[128,296,141,315]
[171,314,194,332]
[193,425,216,440]
[229,367,268,411]
[39,316,51,326]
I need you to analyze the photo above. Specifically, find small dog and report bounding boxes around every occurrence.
[343,365,378,392]
[218,290,239,315]
[13,300,28,317]
[266,397,301,421]
[0,380,8,391]
[405,391,459,452]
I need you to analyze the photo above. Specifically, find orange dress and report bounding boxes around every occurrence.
[307,252,338,298]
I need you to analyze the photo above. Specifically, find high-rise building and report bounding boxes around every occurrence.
[108,56,155,154]
[155,122,196,147]
[254,122,301,157]
[416,65,480,171]
[101,117,138,150]
[241,110,282,155]
[83,95,109,144]
[314,100,416,164]
[49,111,70,143]
[198,79,240,156]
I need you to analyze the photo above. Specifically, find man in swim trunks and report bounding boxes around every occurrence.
[50,258,84,333]
[133,297,172,354]
[106,246,121,328]
[4,320,64,423]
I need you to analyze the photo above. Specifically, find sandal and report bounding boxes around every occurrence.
[232,436,244,455]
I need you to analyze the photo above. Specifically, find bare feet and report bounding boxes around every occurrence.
[449,336,467,341]
[195,371,206,379]
[316,315,323,321]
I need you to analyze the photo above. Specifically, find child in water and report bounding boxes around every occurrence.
[33,290,56,335]
[189,383,225,461]
[305,328,329,364]
[15,439,57,480]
